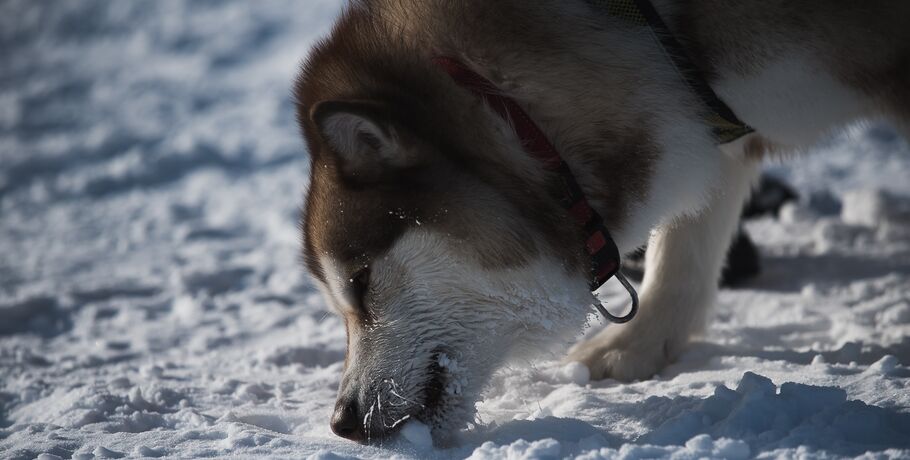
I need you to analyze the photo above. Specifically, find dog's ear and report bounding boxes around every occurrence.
[310,100,417,181]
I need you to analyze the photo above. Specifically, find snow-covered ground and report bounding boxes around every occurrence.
[1,1,909,459]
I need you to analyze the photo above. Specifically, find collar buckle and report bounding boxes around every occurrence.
[593,271,639,324]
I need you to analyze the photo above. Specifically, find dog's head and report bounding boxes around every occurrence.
[296,95,595,442]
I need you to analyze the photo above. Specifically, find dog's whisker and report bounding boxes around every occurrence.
[363,399,376,443]
[376,393,387,430]
[385,413,410,429]
[380,378,423,409]
[389,388,424,408]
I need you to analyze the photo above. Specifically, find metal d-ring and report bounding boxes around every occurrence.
[593,271,639,324]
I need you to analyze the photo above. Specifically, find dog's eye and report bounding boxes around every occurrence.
[349,267,370,314]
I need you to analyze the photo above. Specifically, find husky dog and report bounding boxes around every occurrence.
[294,0,909,443]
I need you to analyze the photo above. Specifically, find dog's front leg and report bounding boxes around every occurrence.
[569,153,760,381]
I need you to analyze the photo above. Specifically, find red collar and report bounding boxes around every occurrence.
[433,56,638,323]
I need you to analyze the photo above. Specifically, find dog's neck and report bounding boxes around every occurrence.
[413,0,725,258]
[308,0,725,258]
[433,56,638,295]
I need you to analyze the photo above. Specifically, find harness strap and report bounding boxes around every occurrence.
[588,0,754,144]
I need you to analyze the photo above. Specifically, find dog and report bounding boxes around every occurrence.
[293,0,910,443]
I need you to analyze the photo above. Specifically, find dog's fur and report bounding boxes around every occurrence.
[294,0,910,443]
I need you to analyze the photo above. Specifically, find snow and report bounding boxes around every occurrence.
[1,1,909,459]
[558,362,592,386]
[400,421,434,450]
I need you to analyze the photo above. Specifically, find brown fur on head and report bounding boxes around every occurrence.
[295,3,587,278]
[293,1,594,443]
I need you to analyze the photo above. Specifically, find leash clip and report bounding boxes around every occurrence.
[593,271,639,324]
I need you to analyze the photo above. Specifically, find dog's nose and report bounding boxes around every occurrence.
[330,398,363,442]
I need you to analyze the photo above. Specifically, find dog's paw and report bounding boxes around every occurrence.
[566,327,680,382]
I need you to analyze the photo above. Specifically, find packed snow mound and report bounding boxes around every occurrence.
[464,368,910,459]
[468,435,751,460]
[644,371,910,454]
[2,1,910,459]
